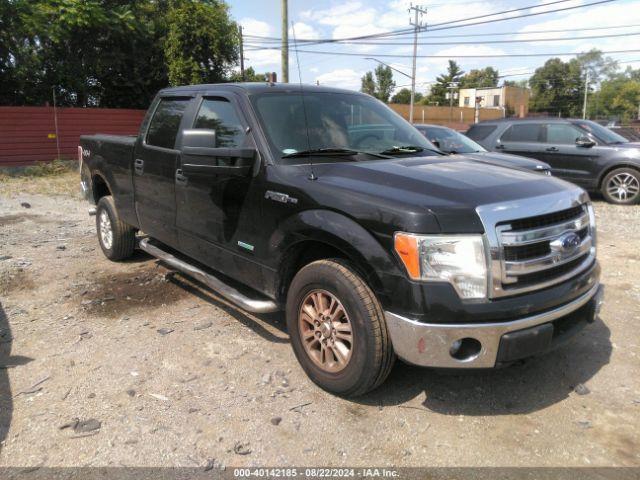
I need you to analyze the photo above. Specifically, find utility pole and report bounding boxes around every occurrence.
[447,82,458,124]
[238,25,245,81]
[408,4,427,123]
[281,0,289,83]
[582,70,589,120]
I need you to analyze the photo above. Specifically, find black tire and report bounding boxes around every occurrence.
[601,167,640,205]
[286,259,395,397]
[96,195,135,261]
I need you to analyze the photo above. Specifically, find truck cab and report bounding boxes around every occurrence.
[80,83,603,396]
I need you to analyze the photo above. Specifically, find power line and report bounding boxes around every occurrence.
[427,0,575,29]
[244,30,640,49]
[244,48,640,59]
[246,22,640,45]
[243,0,615,45]
[242,0,616,45]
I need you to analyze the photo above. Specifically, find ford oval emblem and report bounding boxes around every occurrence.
[550,232,581,254]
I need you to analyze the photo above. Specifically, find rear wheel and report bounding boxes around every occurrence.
[286,259,394,397]
[96,196,135,260]
[601,167,640,205]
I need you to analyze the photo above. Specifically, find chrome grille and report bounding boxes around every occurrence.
[476,189,596,299]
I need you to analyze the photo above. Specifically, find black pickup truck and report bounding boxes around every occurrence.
[80,83,603,396]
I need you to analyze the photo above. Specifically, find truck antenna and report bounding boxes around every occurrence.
[291,21,316,181]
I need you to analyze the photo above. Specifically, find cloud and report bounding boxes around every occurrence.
[240,18,273,37]
[315,68,364,91]
[515,0,640,56]
[290,22,320,40]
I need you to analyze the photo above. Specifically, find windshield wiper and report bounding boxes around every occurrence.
[379,145,425,155]
[282,148,391,159]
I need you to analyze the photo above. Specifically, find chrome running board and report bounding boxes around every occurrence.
[138,238,280,314]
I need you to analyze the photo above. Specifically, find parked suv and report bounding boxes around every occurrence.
[414,123,551,175]
[467,118,640,204]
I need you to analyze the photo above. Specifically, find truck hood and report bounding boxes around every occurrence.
[309,156,577,234]
[452,151,551,172]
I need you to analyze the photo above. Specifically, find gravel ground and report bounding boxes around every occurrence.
[0,178,638,468]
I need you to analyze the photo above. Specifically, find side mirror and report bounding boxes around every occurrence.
[182,129,216,148]
[431,140,441,149]
[576,135,596,148]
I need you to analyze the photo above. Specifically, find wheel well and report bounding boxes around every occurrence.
[92,174,111,203]
[277,240,384,304]
[598,164,640,189]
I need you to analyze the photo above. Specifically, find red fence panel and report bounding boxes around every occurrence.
[0,106,146,167]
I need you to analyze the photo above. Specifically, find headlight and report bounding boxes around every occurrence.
[394,233,488,299]
[587,202,597,256]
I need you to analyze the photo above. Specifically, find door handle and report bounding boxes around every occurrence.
[175,169,188,185]
[134,158,144,175]
[546,147,559,152]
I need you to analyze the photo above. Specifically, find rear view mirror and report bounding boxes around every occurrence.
[576,135,596,148]
[182,129,216,148]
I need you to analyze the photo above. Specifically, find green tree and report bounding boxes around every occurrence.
[591,69,640,121]
[0,0,241,107]
[360,65,396,102]
[360,71,376,96]
[390,87,423,104]
[229,66,269,82]
[460,67,499,88]
[165,0,239,86]
[529,57,582,116]
[426,60,464,105]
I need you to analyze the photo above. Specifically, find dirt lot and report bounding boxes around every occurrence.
[0,173,639,468]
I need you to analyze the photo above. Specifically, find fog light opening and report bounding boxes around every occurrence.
[449,337,482,361]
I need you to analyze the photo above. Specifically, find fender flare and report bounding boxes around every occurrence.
[269,209,404,299]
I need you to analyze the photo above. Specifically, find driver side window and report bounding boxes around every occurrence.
[545,124,584,145]
[194,98,246,148]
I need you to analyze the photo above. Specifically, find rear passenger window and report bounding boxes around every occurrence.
[546,124,582,144]
[466,125,496,141]
[146,98,189,149]
[194,98,245,147]
[501,124,543,142]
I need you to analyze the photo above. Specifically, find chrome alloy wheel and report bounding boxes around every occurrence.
[298,289,353,373]
[607,172,640,202]
[99,210,113,250]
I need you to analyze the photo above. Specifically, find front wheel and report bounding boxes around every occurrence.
[286,259,394,397]
[96,195,135,261]
[601,168,640,205]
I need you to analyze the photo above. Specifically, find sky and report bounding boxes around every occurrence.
[227,0,640,93]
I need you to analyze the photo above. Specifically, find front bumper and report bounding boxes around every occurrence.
[385,283,603,368]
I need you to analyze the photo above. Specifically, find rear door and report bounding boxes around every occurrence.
[539,123,602,186]
[495,123,546,161]
[133,96,192,247]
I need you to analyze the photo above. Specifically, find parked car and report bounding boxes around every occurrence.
[414,123,551,175]
[467,118,640,204]
[79,83,602,396]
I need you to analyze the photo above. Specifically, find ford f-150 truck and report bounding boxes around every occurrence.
[79,83,603,397]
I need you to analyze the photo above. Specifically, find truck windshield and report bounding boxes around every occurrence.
[251,91,439,162]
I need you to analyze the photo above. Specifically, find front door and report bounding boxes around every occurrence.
[539,123,602,187]
[133,96,191,246]
[175,94,265,286]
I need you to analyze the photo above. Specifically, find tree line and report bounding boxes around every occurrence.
[0,0,267,108]
[363,50,640,122]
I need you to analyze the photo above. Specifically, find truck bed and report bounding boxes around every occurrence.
[80,133,139,228]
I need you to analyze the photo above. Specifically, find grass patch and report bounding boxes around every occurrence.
[0,162,79,197]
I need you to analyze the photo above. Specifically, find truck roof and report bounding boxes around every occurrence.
[159,82,367,96]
